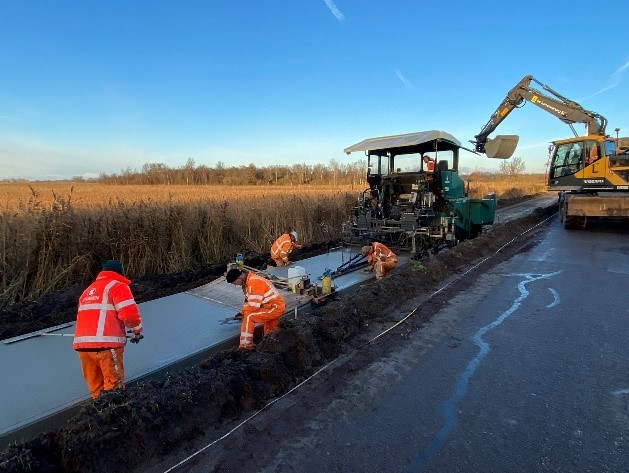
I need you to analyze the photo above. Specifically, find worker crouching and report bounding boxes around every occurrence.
[270,230,302,266]
[362,242,398,280]
[226,268,286,350]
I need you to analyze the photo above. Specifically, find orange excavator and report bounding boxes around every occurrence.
[472,74,628,229]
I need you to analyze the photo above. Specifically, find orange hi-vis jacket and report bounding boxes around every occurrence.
[73,271,143,350]
[241,272,286,317]
[270,233,298,265]
[367,242,397,267]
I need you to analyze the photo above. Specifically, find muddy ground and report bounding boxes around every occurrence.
[0,199,557,473]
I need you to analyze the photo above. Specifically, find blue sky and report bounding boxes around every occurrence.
[1,1,628,180]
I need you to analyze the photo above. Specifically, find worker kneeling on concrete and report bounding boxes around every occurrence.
[362,242,398,280]
[73,260,144,399]
[270,230,302,266]
[226,268,286,350]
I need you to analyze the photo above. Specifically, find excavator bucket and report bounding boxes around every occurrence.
[484,135,519,159]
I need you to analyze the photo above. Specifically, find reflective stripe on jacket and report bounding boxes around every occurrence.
[270,233,297,264]
[241,272,286,317]
[368,242,397,267]
[73,270,143,350]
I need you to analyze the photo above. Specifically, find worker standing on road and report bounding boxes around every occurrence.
[362,242,398,280]
[270,230,302,266]
[226,268,286,350]
[73,260,144,399]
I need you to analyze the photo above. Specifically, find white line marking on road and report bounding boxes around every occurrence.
[407,271,561,473]
[546,288,560,308]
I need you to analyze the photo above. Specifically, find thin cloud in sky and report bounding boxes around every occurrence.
[323,0,344,22]
[581,61,629,100]
[395,69,414,91]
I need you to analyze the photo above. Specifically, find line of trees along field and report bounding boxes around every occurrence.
[49,156,528,186]
[3,157,532,188]
[81,159,368,187]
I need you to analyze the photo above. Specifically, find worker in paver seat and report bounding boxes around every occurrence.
[422,155,435,173]
[226,268,286,350]
[270,230,302,266]
[73,260,144,399]
[361,242,398,280]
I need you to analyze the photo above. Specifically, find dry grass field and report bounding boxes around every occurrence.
[0,182,361,213]
[0,175,547,308]
[464,172,547,200]
[0,183,357,308]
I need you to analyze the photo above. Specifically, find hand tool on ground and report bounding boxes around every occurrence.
[220,313,243,325]
[3,323,75,345]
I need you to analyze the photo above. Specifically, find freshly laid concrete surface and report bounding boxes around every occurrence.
[0,247,402,440]
[0,293,235,438]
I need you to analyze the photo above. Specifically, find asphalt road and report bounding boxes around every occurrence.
[159,216,629,473]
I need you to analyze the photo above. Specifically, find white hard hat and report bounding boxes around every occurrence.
[290,230,298,240]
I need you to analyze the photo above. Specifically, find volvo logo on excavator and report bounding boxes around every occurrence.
[583,179,605,184]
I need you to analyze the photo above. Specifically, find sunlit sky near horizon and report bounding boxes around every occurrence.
[1,1,628,181]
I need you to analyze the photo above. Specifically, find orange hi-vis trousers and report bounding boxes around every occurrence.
[374,259,397,279]
[239,304,283,349]
[271,256,288,267]
[77,347,125,398]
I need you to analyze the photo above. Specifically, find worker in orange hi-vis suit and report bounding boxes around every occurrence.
[73,260,143,399]
[226,268,286,350]
[361,242,398,280]
[270,230,302,266]
[422,155,435,173]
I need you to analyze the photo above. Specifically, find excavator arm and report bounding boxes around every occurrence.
[473,75,608,158]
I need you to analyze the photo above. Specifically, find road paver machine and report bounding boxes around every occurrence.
[344,130,497,255]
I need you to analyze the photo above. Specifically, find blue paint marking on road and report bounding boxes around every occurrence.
[405,271,561,473]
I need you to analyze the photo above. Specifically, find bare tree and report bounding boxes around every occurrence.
[499,156,526,176]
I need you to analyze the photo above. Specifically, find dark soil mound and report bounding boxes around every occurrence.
[0,205,556,473]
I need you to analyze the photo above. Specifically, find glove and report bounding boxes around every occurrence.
[130,334,144,344]
[234,312,243,320]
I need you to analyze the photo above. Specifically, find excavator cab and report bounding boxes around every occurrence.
[548,136,629,191]
[550,141,585,178]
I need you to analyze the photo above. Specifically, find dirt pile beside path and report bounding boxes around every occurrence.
[0,205,556,473]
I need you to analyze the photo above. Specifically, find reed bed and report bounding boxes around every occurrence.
[0,183,358,214]
[0,185,354,308]
[464,173,547,200]
[0,175,547,308]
